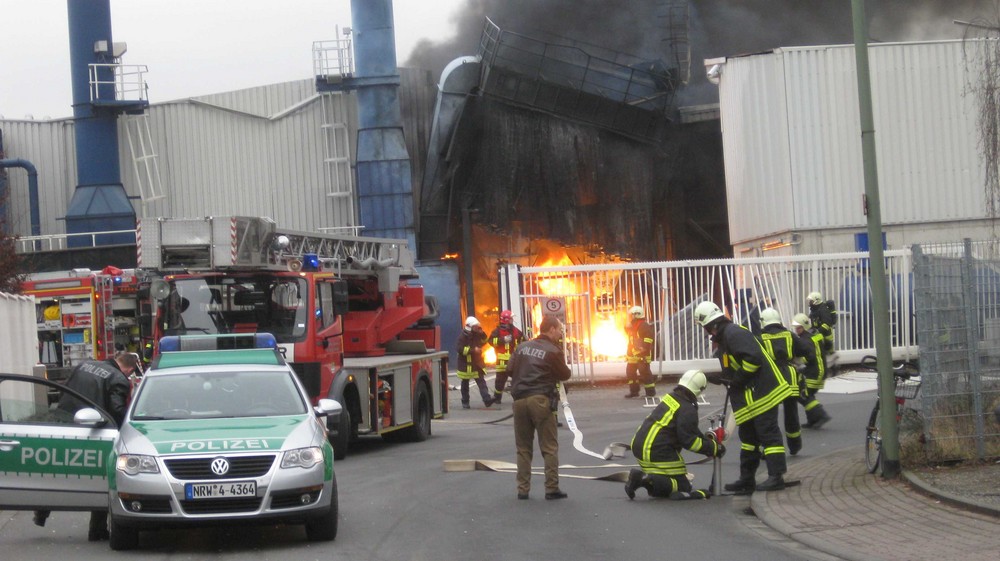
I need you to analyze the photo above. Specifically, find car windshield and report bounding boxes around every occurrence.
[162,275,309,343]
[131,370,307,420]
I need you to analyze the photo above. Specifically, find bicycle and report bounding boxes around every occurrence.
[859,355,921,473]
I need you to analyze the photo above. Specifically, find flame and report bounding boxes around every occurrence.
[527,246,632,361]
[591,314,628,358]
[483,344,497,365]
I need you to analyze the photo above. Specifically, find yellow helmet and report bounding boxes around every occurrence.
[678,369,708,397]
[791,313,812,330]
[808,292,824,306]
[760,307,782,328]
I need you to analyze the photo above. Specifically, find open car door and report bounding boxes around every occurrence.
[0,374,117,510]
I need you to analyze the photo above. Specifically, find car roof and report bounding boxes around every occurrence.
[144,357,293,379]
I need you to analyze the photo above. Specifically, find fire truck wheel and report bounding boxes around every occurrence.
[332,408,354,460]
[306,474,338,542]
[403,383,432,442]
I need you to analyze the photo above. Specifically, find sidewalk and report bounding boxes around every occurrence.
[749,447,1000,561]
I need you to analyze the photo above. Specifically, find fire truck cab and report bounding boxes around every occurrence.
[137,217,448,459]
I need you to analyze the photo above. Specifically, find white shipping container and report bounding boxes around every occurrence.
[712,39,988,254]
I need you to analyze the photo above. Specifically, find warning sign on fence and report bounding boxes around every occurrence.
[542,297,566,323]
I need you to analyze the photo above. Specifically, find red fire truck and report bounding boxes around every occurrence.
[22,266,145,384]
[136,216,448,459]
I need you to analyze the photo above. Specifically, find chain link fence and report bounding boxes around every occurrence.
[912,239,1000,463]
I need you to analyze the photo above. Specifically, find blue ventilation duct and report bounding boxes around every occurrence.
[64,0,136,247]
[350,0,415,250]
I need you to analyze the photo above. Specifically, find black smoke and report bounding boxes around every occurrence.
[404,0,992,106]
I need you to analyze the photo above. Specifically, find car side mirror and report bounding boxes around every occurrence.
[74,408,108,427]
[314,398,342,419]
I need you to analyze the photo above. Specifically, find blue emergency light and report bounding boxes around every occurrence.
[158,333,277,352]
[302,253,321,271]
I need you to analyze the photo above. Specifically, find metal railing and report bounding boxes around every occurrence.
[313,31,354,79]
[16,229,138,253]
[88,63,148,103]
[501,250,918,383]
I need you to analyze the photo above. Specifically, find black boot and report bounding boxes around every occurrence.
[32,510,49,527]
[493,393,503,405]
[462,402,471,409]
[625,469,644,500]
[787,436,802,456]
[756,474,786,491]
[723,478,756,495]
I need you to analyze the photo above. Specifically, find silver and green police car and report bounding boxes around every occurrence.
[0,333,340,550]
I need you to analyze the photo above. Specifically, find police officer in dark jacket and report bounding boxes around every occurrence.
[38,351,138,540]
[694,301,792,494]
[507,315,572,500]
[625,370,725,500]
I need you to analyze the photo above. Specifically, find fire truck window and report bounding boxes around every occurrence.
[317,282,336,330]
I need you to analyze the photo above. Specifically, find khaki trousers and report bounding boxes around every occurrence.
[513,393,560,495]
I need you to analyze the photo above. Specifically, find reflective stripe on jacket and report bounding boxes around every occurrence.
[714,321,793,425]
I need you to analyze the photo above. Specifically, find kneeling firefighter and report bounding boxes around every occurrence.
[625,369,726,500]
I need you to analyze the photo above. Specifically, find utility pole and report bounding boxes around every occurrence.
[851,0,900,478]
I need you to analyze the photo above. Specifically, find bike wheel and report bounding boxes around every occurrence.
[864,403,882,474]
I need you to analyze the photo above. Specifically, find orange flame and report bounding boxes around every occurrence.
[483,344,497,365]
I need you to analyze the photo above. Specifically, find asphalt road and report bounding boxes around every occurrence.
[0,382,875,560]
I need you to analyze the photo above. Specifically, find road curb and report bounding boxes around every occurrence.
[902,468,1000,518]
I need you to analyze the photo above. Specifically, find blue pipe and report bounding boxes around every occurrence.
[0,158,42,237]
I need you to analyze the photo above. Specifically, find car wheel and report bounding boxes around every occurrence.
[108,515,139,551]
[305,474,338,542]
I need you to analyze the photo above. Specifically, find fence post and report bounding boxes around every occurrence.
[961,238,987,460]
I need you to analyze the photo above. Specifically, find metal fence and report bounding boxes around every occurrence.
[912,239,1000,462]
[499,249,918,383]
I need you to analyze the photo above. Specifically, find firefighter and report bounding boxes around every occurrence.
[791,313,833,429]
[759,308,812,456]
[624,306,657,399]
[625,369,726,500]
[694,301,792,494]
[488,309,525,406]
[807,291,837,356]
[456,316,495,409]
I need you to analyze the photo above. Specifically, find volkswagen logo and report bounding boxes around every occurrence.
[210,457,231,476]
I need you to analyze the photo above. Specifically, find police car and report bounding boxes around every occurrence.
[0,333,340,550]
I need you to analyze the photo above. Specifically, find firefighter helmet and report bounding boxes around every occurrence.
[499,310,513,323]
[791,313,812,330]
[807,291,824,306]
[678,369,708,397]
[694,301,725,327]
[760,307,782,328]
[628,306,645,319]
[465,316,480,328]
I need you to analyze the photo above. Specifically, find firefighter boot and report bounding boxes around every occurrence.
[787,435,802,456]
[723,478,756,495]
[805,405,831,429]
[644,385,656,398]
[756,474,786,492]
[462,401,471,410]
[492,392,503,406]
[669,489,710,500]
[625,469,645,500]
[32,510,49,527]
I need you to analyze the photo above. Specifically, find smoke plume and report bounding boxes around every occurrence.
[404,0,992,105]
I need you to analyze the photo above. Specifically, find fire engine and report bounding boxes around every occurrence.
[136,216,448,459]
[22,266,145,384]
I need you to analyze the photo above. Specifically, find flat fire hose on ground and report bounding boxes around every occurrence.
[557,383,606,460]
[442,459,633,482]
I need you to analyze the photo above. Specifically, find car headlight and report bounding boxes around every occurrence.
[281,446,324,469]
[116,454,160,475]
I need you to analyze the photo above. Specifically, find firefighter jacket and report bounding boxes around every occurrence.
[626,319,654,364]
[507,334,572,401]
[798,328,828,390]
[630,386,722,476]
[487,323,525,372]
[57,359,131,425]
[808,301,836,353]
[711,320,793,425]
[760,324,812,393]
[456,327,487,380]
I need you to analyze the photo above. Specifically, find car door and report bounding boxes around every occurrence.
[0,373,118,510]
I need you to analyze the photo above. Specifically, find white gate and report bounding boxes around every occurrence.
[500,249,917,382]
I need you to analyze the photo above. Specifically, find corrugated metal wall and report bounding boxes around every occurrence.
[719,40,985,246]
[0,68,436,239]
[0,292,39,377]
